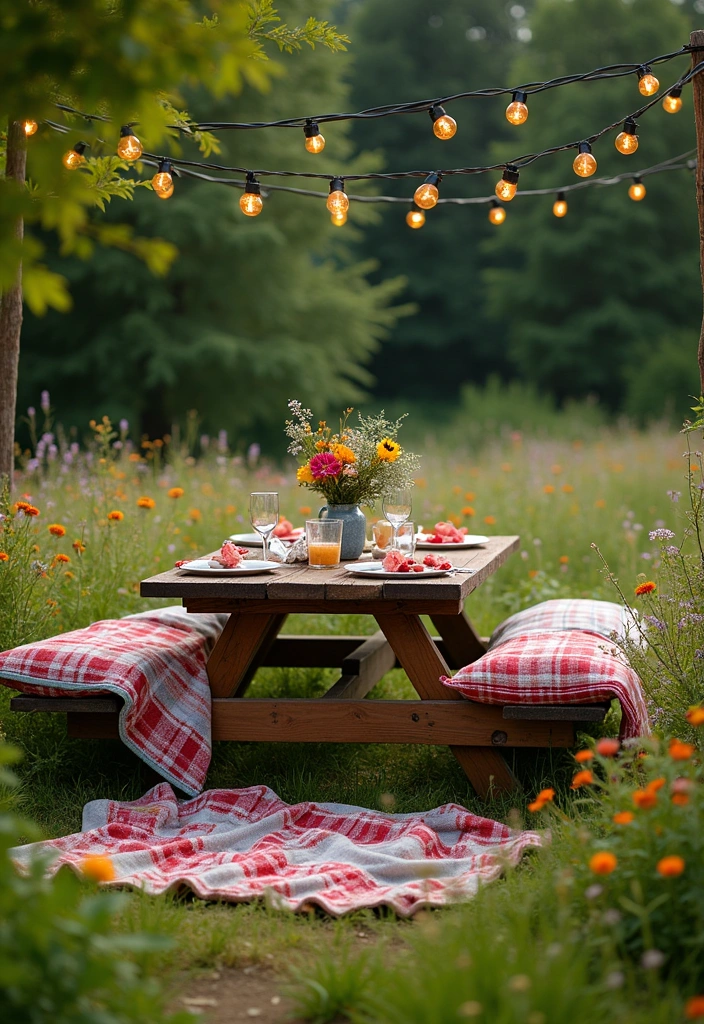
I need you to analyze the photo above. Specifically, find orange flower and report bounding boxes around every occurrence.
[14,501,40,516]
[81,855,116,883]
[589,851,617,875]
[128,453,142,463]
[527,787,556,812]
[464,492,475,502]
[669,738,695,761]
[551,464,562,475]
[137,496,155,510]
[633,788,658,810]
[685,995,704,1019]
[189,508,202,521]
[656,855,685,878]
[559,555,569,564]
[594,498,606,508]
[168,487,184,499]
[107,510,124,522]
[72,540,86,554]
[672,793,690,807]
[0,552,7,562]
[48,523,66,537]
[484,515,496,526]
[575,749,594,763]
[299,505,312,516]
[647,777,666,792]
[634,581,656,596]
[613,811,634,825]
[543,485,555,494]
[571,769,594,789]
[596,738,620,757]
[685,706,704,727]
[64,570,75,580]
[500,463,512,473]
[52,553,70,565]
[561,484,574,493]
[462,506,475,517]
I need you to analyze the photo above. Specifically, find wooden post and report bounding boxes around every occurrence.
[691,31,704,393]
[0,118,27,488]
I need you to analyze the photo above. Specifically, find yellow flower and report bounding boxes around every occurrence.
[297,464,314,484]
[377,438,401,462]
[331,443,356,465]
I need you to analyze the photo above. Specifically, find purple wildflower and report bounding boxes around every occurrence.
[119,418,129,433]
[247,442,261,465]
[200,434,209,450]
[40,390,50,414]
[217,429,228,453]
[664,545,679,556]
[644,615,666,632]
[27,406,35,418]
[649,528,675,541]
[667,490,681,503]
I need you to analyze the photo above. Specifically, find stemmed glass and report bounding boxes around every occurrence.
[250,492,279,561]
[382,488,412,551]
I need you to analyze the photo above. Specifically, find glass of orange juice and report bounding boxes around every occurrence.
[306,519,343,569]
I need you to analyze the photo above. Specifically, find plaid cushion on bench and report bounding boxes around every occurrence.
[442,630,650,738]
[0,607,227,796]
[489,599,636,650]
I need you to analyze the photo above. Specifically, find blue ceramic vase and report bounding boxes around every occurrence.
[318,503,367,561]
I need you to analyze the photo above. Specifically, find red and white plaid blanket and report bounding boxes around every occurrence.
[0,608,226,796]
[12,784,543,916]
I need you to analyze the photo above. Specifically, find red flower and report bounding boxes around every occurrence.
[309,452,342,479]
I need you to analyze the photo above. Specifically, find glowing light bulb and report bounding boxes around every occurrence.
[23,120,38,137]
[637,67,659,97]
[62,142,87,170]
[327,177,349,216]
[488,200,506,225]
[330,210,347,226]
[573,142,596,178]
[495,165,519,201]
[662,89,683,114]
[117,126,143,161]
[505,91,528,125]
[152,159,174,198]
[614,118,638,155]
[429,105,457,140]
[406,207,426,229]
[304,120,325,154]
[628,178,646,201]
[240,173,263,216]
[552,192,568,218]
[413,172,441,209]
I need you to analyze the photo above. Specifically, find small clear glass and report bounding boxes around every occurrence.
[382,488,412,550]
[250,492,279,561]
[397,521,416,557]
[306,518,343,569]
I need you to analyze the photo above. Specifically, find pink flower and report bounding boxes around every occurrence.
[310,452,342,479]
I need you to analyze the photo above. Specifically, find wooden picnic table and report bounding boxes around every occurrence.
[136,535,597,798]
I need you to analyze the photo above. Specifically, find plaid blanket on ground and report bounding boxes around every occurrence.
[11,784,543,916]
[0,608,226,796]
[443,630,650,738]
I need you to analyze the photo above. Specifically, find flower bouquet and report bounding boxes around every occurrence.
[285,401,419,507]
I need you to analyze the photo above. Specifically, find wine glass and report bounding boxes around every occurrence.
[382,488,412,551]
[250,492,279,561]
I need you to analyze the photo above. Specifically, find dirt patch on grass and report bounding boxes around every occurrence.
[173,965,294,1023]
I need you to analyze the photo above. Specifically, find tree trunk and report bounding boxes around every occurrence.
[691,31,704,394]
[0,118,27,489]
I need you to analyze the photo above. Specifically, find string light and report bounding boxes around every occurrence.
[117,125,143,161]
[488,199,506,225]
[662,86,683,113]
[406,205,426,228]
[327,177,349,215]
[628,177,646,201]
[330,210,347,226]
[304,120,325,154]
[23,120,38,136]
[505,91,529,125]
[614,118,638,155]
[637,66,659,96]
[414,172,441,209]
[573,142,597,178]
[495,165,519,201]
[552,192,568,217]
[429,104,457,140]
[152,158,174,199]
[62,142,87,170]
[240,172,263,216]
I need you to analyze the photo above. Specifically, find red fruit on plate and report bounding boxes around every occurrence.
[397,562,412,572]
[439,560,452,571]
[411,563,425,572]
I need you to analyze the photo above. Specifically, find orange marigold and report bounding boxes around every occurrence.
[559,555,570,564]
[527,787,556,812]
[189,508,202,521]
[81,855,116,883]
[484,515,496,526]
[107,510,124,521]
[0,552,8,562]
[685,706,704,727]
[634,581,656,596]
[672,793,690,807]
[575,749,594,763]
[72,540,86,554]
[669,738,695,761]
[137,496,155,510]
[48,523,66,537]
[589,851,617,875]
[633,789,658,810]
[168,487,184,499]
[685,995,704,1019]
[571,769,594,789]
[648,777,666,792]
[15,502,40,516]
[543,485,555,494]
[52,553,70,565]
[613,811,634,825]
[656,855,685,878]
[596,738,620,757]
[462,506,475,517]
[299,506,312,516]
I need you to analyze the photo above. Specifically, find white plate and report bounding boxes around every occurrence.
[229,531,303,547]
[177,559,281,576]
[415,533,489,550]
[344,562,453,579]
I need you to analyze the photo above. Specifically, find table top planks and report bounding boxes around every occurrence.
[140,535,519,605]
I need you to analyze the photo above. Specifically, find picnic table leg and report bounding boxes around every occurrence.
[429,609,486,668]
[207,613,286,698]
[375,611,517,798]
